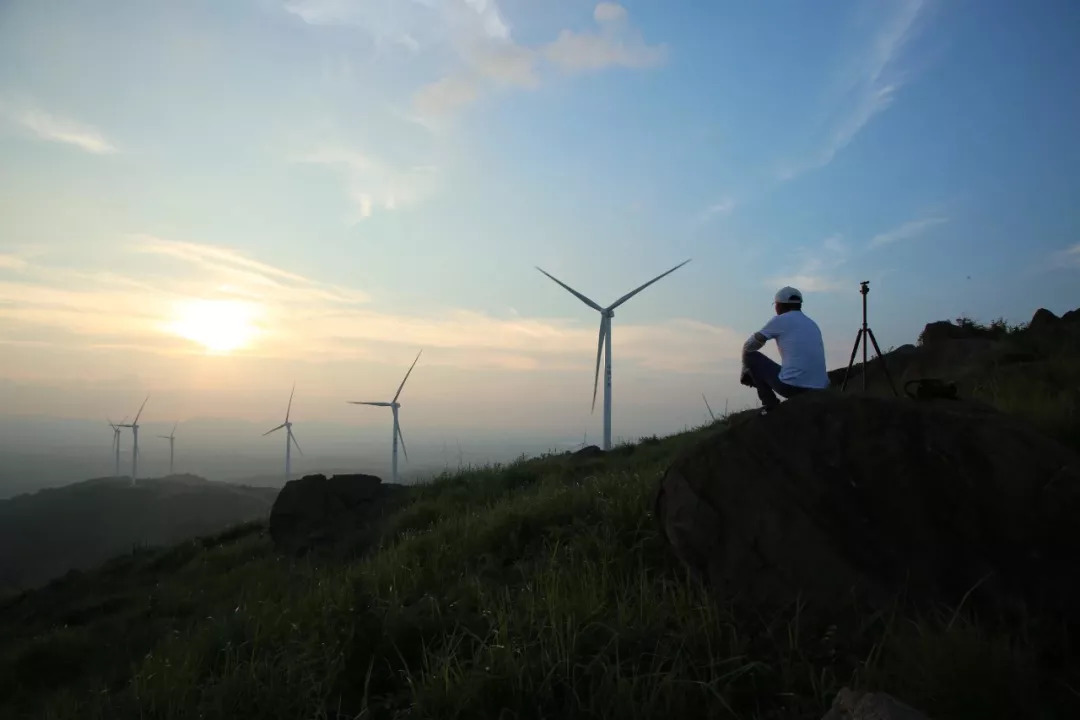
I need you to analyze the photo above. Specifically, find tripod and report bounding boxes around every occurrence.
[840,281,898,396]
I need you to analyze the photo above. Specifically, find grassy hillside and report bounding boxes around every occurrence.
[0,475,279,592]
[1,312,1078,719]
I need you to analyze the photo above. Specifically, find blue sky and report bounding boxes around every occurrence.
[1,0,1079,447]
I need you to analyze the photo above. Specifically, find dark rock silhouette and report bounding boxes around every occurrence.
[653,392,1080,624]
[269,473,409,557]
[1029,307,1059,332]
[572,445,605,458]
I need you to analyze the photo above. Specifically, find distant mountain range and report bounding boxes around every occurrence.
[0,474,280,593]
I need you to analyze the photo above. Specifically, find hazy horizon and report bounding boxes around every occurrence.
[2,0,1079,492]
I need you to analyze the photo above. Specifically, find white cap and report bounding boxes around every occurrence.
[774,286,803,304]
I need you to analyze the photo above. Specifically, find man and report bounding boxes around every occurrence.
[740,286,830,413]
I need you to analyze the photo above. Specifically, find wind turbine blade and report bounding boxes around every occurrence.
[703,394,716,421]
[133,395,149,424]
[157,435,170,439]
[591,315,608,413]
[397,422,408,461]
[171,421,177,437]
[262,423,286,436]
[347,401,392,407]
[289,428,304,456]
[609,259,692,310]
[535,266,603,312]
[285,382,295,422]
[392,349,423,403]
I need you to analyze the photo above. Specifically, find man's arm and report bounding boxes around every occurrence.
[742,331,768,356]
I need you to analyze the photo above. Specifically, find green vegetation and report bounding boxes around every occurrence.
[2,316,1079,719]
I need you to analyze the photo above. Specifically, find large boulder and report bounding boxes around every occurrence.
[653,392,1080,623]
[1029,307,1059,332]
[269,473,409,557]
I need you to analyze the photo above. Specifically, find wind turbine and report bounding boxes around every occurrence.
[106,416,125,477]
[536,259,691,450]
[117,396,149,485]
[158,422,178,475]
[263,383,303,482]
[348,349,422,484]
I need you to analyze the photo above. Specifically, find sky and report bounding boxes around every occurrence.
[1,0,1079,479]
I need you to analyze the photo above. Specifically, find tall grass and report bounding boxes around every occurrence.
[4,428,1073,719]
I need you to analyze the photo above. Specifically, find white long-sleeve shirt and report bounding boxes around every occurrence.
[742,310,830,389]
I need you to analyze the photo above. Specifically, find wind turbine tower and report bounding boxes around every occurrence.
[159,422,178,475]
[536,259,691,451]
[348,349,422,484]
[118,396,149,485]
[106,417,125,477]
[263,384,303,482]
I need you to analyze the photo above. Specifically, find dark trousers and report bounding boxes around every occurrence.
[745,351,814,409]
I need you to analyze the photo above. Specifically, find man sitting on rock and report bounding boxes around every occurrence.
[740,286,830,413]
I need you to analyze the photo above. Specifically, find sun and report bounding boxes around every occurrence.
[169,299,260,354]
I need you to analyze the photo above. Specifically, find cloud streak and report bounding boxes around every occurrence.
[0,236,744,376]
[1052,242,1080,269]
[693,196,737,227]
[12,107,118,154]
[765,234,850,292]
[292,144,440,222]
[285,1,665,119]
[868,215,948,248]
[0,254,29,272]
[778,0,928,180]
[543,3,668,73]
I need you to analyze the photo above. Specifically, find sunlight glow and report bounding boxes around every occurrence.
[169,299,261,354]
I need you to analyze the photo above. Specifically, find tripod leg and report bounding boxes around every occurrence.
[840,329,863,392]
[866,328,899,397]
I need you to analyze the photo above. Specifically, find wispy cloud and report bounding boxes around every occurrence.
[292,144,440,222]
[285,2,664,120]
[0,254,29,272]
[765,234,849,292]
[777,0,929,181]
[0,237,743,374]
[1051,242,1080,269]
[543,3,668,73]
[693,196,737,227]
[10,106,118,155]
[868,215,948,248]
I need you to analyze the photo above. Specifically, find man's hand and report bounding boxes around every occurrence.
[740,366,754,387]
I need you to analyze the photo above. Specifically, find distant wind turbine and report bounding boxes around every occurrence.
[348,349,422,484]
[117,396,149,485]
[263,383,302,482]
[158,422,178,475]
[536,259,692,450]
[106,416,126,477]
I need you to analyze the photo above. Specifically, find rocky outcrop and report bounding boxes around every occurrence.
[269,473,409,557]
[653,392,1080,623]
[821,687,932,720]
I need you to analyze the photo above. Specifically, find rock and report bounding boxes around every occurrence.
[1062,307,1080,324]
[653,392,1080,623]
[827,344,919,389]
[917,320,972,346]
[821,687,932,720]
[571,445,605,459]
[269,473,409,557]
[1029,307,1059,332]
